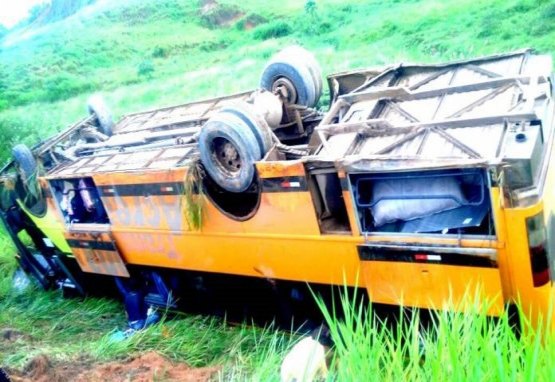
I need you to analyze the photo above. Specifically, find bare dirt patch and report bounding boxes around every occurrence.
[199,0,244,28]
[201,0,218,14]
[7,352,220,382]
[0,328,30,343]
[238,14,267,31]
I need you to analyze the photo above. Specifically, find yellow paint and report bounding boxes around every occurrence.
[63,231,129,277]
[18,199,72,253]
[360,261,504,315]
[91,168,508,315]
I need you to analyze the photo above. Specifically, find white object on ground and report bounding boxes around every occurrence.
[12,268,31,293]
[280,336,328,382]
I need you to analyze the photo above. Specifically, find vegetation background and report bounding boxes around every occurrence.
[1,0,555,380]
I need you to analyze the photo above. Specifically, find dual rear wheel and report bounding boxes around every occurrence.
[199,102,272,193]
[260,45,323,108]
[200,46,322,194]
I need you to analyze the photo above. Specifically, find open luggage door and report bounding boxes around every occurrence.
[64,226,129,278]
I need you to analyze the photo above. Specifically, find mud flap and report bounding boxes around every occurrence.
[64,230,129,278]
[358,244,505,315]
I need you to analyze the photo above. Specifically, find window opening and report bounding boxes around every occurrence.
[350,169,495,236]
[308,170,351,234]
[202,173,261,221]
[50,177,110,224]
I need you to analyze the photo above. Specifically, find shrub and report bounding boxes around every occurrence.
[234,13,267,31]
[137,60,155,78]
[543,3,555,20]
[530,19,555,36]
[305,0,317,16]
[477,15,498,38]
[198,37,230,52]
[508,1,534,14]
[152,46,168,58]
[199,3,242,29]
[253,20,292,40]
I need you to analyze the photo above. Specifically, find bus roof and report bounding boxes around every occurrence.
[310,49,554,173]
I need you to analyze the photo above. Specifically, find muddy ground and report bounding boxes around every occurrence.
[5,351,220,382]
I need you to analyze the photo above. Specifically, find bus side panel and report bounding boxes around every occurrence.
[111,229,365,286]
[360,260,504,315]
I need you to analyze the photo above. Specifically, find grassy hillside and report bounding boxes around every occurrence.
[0,0,554,163]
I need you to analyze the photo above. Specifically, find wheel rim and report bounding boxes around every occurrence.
[272,76,297,104]
[211,137,242,176]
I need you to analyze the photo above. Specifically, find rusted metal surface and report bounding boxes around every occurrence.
[326,66,386,103]
[44,93,255,175]
[49,146,196,177]
[353,49,531,94]
[115,92,251,135]
[64,229,130,277]
[311,50,554,178]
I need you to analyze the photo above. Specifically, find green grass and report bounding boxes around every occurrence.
[181,159,205,231]
[315,287,555,381]
[0,289,297,380]
[0,227,17,296]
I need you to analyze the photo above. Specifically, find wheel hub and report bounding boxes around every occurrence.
[213,137,242,175]
[272,77,297,105]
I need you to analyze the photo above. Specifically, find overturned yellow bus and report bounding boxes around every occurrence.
[1,47,554,330]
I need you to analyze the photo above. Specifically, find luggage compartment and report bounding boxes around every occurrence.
[349,168,496,236]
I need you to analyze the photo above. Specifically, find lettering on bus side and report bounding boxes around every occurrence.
[119,232,181,260]
[101,192,185,230]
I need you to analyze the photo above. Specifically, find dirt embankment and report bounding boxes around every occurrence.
[7,352,220,382]
[199,0,245,28]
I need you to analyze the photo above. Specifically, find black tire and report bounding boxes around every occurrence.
[87,94,114,136]
[12,144,37,182]
[11,144,46,216]
[273,46,323,104]
[220,102,273,155]
[260,59,317,108]
[199,113,262,193]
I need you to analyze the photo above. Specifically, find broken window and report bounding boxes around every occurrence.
[350,169,495,236]
[308,170,351,234]
[50,177,110,225]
